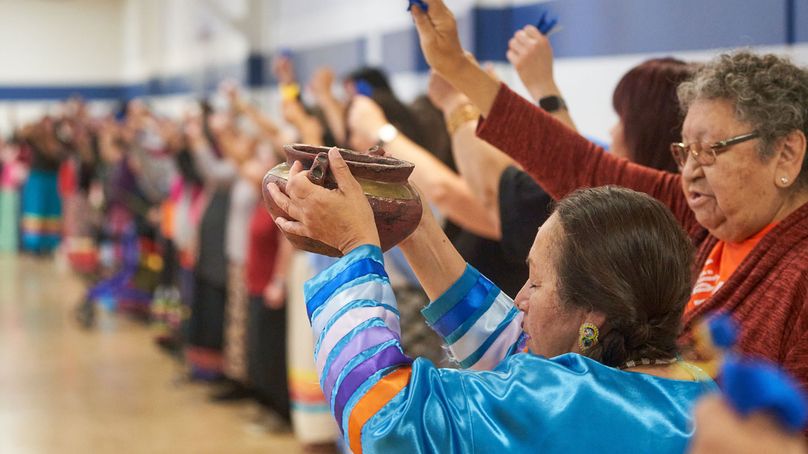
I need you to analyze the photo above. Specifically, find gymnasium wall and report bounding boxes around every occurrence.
[1,0,807,143]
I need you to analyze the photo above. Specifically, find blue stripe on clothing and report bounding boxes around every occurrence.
[305,245,383,297]
[327,338,402,406]
[318,317,392,379]
[305,249,386,320]
[458,307,521,369]
[442,291,520,363]
[313,297,399,340]
[442,284,502,344]
[310,274,394,327]
[421,264,481,323]
[315,314,389,366]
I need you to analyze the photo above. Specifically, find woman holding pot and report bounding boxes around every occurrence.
[266,147,714,453]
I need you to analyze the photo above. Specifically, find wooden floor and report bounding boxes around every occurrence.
[0,254,302,454]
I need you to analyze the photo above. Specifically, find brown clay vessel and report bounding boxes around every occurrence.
[262,144,422,257]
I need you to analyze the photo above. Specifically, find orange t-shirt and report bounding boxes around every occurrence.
[686,223,778,314]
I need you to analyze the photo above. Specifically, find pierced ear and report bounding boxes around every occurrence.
[774,129,807,188]
[585,310,607,329]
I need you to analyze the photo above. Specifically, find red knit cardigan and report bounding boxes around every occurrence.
[477,84,808,395]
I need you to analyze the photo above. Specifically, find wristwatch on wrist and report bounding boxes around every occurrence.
[377,123,399,146]
[538,95,567,113]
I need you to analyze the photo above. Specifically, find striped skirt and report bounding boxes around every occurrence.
[287,252,339,444]
[21,169,61,253]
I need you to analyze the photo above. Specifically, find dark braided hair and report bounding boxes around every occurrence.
[553,186,694,367]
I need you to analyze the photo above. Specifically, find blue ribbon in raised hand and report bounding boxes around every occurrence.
[536,10,559,35]
[407,0,428,12]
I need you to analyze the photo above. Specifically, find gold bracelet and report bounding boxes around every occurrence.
[280,83,300,101]
[446,103,481,136]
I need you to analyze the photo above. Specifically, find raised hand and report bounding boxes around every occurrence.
[267,147,380,255]
[346,96,389,150]
[272,55,297,85]
[309,67,336,102]
[409,0,500,117]
[507,25,557,102]
[220,79,247,112]
[409,0,467,76]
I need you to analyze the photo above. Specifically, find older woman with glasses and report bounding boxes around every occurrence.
[409,0,808,399]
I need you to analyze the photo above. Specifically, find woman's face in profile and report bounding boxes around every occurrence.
[679,98,787,243]
[514,214,589,357]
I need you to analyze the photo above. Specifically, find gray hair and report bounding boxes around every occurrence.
[677,51,808,187]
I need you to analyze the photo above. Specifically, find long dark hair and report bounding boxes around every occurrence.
[553,186,694,367]
[612,58,695,173]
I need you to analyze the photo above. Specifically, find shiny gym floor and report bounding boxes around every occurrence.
[0,254,301,454]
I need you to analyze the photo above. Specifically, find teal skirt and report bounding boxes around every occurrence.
[21,169,61,253]
[0,189,19,252]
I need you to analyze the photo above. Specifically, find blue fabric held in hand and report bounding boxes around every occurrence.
[407,0,428,13]
[536,10,559,35]
[355,79,374,97]
[707,315,808,431]
[722,356,808,432]
[707,314,739,349]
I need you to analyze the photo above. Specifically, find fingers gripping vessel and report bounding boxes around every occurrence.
[262,144,423,257]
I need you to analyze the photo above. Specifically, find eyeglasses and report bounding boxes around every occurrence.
[670,132,759,169]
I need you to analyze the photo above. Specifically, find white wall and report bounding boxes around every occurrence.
[2,1,808,142]
[0,0,126,85]
[268,0,474,50]
[0,0,251,134]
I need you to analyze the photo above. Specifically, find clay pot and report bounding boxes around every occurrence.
[262,144,422,257]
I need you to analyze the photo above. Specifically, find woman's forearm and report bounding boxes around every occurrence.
[449,120,513,223]
[190,140,237,187]
[442,56,501,118]
[242,103,282,139]
[398,209,467,301]
[431,176,500,238]
[315,95,347,146]
[383,133,498,238]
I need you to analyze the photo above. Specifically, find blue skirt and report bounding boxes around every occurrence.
[21,169,62,253]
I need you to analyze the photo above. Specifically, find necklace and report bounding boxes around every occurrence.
[620,357,678,370]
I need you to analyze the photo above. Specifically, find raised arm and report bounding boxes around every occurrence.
[428,72,513,228]
[309,67,348,146]
[410,0,698,234]
[398,207,526,370]
[185,118,237,188]
[507,25,577,131]
[347,96,500,239]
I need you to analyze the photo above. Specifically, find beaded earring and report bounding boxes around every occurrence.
[578,322,599,352]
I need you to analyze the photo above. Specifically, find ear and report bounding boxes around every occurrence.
[774,129,807,188]
[583,309,607,329]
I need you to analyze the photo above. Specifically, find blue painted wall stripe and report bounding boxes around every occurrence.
[473,0,788,61]
[796,0,808,43]
[1,0,804,101]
